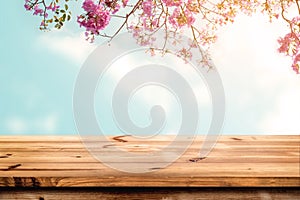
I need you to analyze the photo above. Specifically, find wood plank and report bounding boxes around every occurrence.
[0,135,299,187]
[0,187,299,200]
[0,177,299,187]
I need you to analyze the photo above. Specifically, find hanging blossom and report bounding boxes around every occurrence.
[278,35,300,74]
[261,0,300,74]
[33,5,44,16]
[142,0,154,16]
[78,0,111,42]
[77,0,123,42]
[24,0,300,74]
[277,18,300,74]
[169,7,195,28]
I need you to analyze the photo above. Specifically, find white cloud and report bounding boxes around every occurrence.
[35,113,59,133]
[260,84,300,134]
[209,13,300,134]
[37,30,97,65]
[43,114,58,132]
[6,117,28,133]
[6,113,60,134]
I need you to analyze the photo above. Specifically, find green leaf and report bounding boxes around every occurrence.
[62,14,66,21]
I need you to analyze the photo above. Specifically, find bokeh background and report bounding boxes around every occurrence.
[1,2,299,135]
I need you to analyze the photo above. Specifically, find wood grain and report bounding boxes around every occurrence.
[0,135,299,187]
[0,188,299,200]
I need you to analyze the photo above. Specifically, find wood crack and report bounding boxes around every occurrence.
[231,137,243,141]
[189,157,207,162]
[4,164,22,171]
[112,135,130,143]
[0,153,12,158]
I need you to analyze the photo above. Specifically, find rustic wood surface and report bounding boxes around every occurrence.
[1,187,299,200]
[0,135,299,187]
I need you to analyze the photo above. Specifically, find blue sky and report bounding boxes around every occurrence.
[0,1,299,135]
[0,1,89,134]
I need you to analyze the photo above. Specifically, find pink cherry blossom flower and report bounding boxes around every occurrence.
[82,0,97,12]
[162,0,182,7]
[33,5,44,16]
[142,0,153,17]
[277,33,300,55]
[78,1,111,35]
[46,4,60,12]
[292,54,300,74]
[24,0,32,10]
[291,62,300,74]
[105,0,120,14]
[176,48,192,63]
[24,4,31,11]
[78,11,111,33]
[169,7,195,28]
[278,31,300,73]
[184,9,195,27]
[122,0,129,7]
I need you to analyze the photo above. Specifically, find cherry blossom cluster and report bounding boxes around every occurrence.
[24,0,300,74]
[126,0,262,65]
[77,0,130,42]
[277,17,300,74]
[262,0,300,74]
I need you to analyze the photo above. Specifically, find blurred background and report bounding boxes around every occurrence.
[0,2,299,135]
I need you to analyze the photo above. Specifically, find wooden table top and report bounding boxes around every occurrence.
[0,135,299,187]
